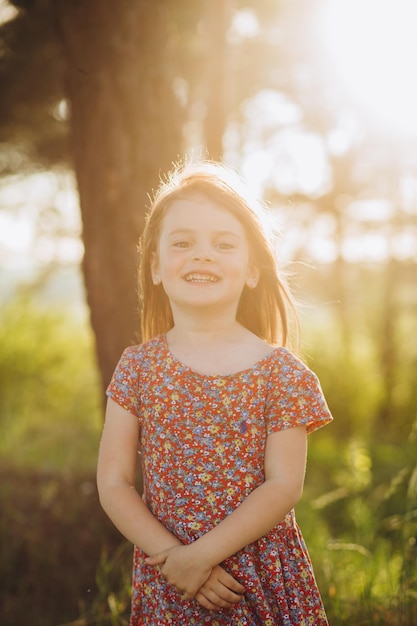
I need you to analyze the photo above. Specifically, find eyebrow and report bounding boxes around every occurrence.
[167,228,242,239]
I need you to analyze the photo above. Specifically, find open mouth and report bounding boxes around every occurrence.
[184,273,219,283]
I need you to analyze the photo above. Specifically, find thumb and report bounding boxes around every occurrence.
[144,552,168,566]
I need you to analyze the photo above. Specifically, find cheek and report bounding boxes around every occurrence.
[230,261,252,286]
[158,252,183,279]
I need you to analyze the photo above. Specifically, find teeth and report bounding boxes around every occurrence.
[185,274,218,283]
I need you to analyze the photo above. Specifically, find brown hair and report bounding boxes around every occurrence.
[139,160,299,347]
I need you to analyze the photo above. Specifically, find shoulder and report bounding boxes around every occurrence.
[108,335,166,387]
[117,335,165,366]
[269,347,310,374]
[106,335,166,409]
[267,347,321,388]
[264,348,333,433]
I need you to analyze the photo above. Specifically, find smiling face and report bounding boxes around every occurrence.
[150,194,259,320]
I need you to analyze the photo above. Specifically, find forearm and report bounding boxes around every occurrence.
[192,478,301,567]
[98,480,182,556]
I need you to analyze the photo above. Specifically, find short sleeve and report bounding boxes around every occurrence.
[265,350,333,435]
[106,346,142,418]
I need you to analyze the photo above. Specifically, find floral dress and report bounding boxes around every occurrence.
[107,334,333,626]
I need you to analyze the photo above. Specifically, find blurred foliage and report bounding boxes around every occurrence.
[298,262,417,444]
[0,296,102,472]
[299,416,417,626]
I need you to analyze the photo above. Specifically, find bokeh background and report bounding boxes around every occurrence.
[0,0,416,624]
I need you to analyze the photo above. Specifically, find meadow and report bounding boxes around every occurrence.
[0,272,416,625]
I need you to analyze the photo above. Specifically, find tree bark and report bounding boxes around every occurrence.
[203,0,235,160]
[55,0,183,395]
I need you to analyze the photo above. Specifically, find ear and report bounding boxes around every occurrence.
[245,263,259,289]
[150,251,161,285]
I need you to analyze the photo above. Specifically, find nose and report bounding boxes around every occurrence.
[192,246,214,262]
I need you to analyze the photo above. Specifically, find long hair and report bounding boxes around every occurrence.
[139,160,299,347]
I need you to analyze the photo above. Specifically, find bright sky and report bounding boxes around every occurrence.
[320,0,417,135]
[0,171,83,272]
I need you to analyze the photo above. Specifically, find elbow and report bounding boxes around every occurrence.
[96,472,137,514]
[96,473,119,514]
[289,474,305,508]
[281,483,303,512]
[291,481,304,508]
[271,477,304,513]
[96,475,110,513]
[96,466,107,502]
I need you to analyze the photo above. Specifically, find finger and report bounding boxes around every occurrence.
[199,585,243,608]
[195,591,222,611]
[179,590,196,602]
[195,586,239,610]
[206,577,245,602]
[176,584,201,601]
[144,553,167,566]
[215,569,245,594]
[197,592,238,610]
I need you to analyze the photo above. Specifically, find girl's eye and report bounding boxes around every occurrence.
[216,242,234,250]
[173,241,191,248]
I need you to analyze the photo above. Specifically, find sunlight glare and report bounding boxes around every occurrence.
[0,0,18,25]
[321,0,417,135]
[229,9,260,41]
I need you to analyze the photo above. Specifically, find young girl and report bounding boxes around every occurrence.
[97,160,333,625]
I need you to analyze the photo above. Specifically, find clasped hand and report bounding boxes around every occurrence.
[145,544,245,611]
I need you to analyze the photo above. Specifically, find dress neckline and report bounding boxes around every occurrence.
[159,333,283,380]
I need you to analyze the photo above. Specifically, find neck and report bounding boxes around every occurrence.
[168,311,247,346]
[168,303,240,338]
[164,319,270,377]
[167,320,246,348]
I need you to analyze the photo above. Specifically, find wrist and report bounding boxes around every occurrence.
[148,538,182,558]
[190,535,219,569]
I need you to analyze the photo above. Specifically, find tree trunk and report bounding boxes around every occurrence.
[55,0,183,395]
[203,0,235,160]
